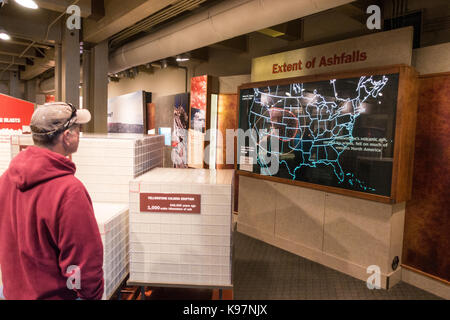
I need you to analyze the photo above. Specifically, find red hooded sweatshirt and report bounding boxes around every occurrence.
[0,146,104,300]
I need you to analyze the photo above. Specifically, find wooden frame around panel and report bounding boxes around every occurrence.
[234,64,419,204]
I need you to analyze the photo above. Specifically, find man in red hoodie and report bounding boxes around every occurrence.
[0,102,104,300]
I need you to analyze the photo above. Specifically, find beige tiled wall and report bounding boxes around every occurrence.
[274,184,325,251]
[238,177,277,239]
[323,193,393,274]
[237,176,405,288]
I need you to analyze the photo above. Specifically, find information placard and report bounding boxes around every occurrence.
[140,193,201,214]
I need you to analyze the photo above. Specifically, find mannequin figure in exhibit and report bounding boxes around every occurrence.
[0,102,104,300]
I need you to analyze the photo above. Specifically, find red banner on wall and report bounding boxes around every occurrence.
[0,94,34,131]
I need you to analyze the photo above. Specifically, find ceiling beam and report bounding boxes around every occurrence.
[83,0,180,44]
[0,64,19,72]
[0,51,36,59]
[20,49,55,80]
[210,35,248,53]
[0,14,61,43]
[89,0,105,21]
[0,55,28,66]
[258,19,303,41]
[6,39,52,50]
[35,0,92,18]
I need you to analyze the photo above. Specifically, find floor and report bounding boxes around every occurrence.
[118,231,441,300]
[232,231,442,300]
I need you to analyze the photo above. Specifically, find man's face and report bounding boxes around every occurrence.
[64,125,81,154]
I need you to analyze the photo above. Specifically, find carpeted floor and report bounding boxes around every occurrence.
[232,231,442,300]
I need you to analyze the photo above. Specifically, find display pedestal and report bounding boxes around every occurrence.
[237,176,405,289]
[129,168,234,288]
[93,202,130,300]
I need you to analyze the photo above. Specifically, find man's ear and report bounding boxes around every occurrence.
[61,129,71,146]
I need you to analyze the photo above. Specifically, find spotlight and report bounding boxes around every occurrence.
[14,0,38,9]
[161,59,168,69]
[176,53,190,62]
[0,29,10,40]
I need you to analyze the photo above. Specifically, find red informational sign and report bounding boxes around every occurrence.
[0,94,34,131]
[140,193,201,214]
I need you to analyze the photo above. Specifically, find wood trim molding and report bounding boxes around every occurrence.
[402,264,450,285]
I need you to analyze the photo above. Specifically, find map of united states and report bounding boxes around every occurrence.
[247,75,388,187]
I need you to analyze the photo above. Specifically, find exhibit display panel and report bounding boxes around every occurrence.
[128,168,234,288]
[93,202,129,300]
[172,93,190,168]
[237,65,419,203]
[217,94,238,170]
[9,134,165,203]
[107,91,152,134]
[188,76,208,169]
[188,75,219,169]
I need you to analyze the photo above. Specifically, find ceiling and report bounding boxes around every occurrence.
[0,0,223,79]
[0,0,449,82]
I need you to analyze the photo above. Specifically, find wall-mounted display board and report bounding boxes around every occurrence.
[107,91,151,134]
[236,65,419,203]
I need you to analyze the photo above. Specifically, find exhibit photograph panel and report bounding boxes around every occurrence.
[172,93,190,168]
[107,91,151,134]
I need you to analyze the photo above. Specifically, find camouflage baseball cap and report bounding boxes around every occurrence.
[30,102,91,136]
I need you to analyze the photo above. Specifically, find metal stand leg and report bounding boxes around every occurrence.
[140,286,145,300]
[117,284,123,300]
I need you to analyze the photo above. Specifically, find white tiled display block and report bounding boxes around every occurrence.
[129,168,234,287]
[0,135,12,176]
[73,134,164,203]
[9,134,164,203]
[9,134,33,159]
[93,202,129,300]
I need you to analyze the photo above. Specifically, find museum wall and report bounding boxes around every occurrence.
[108,67,186,102]
[107,32,288,101]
